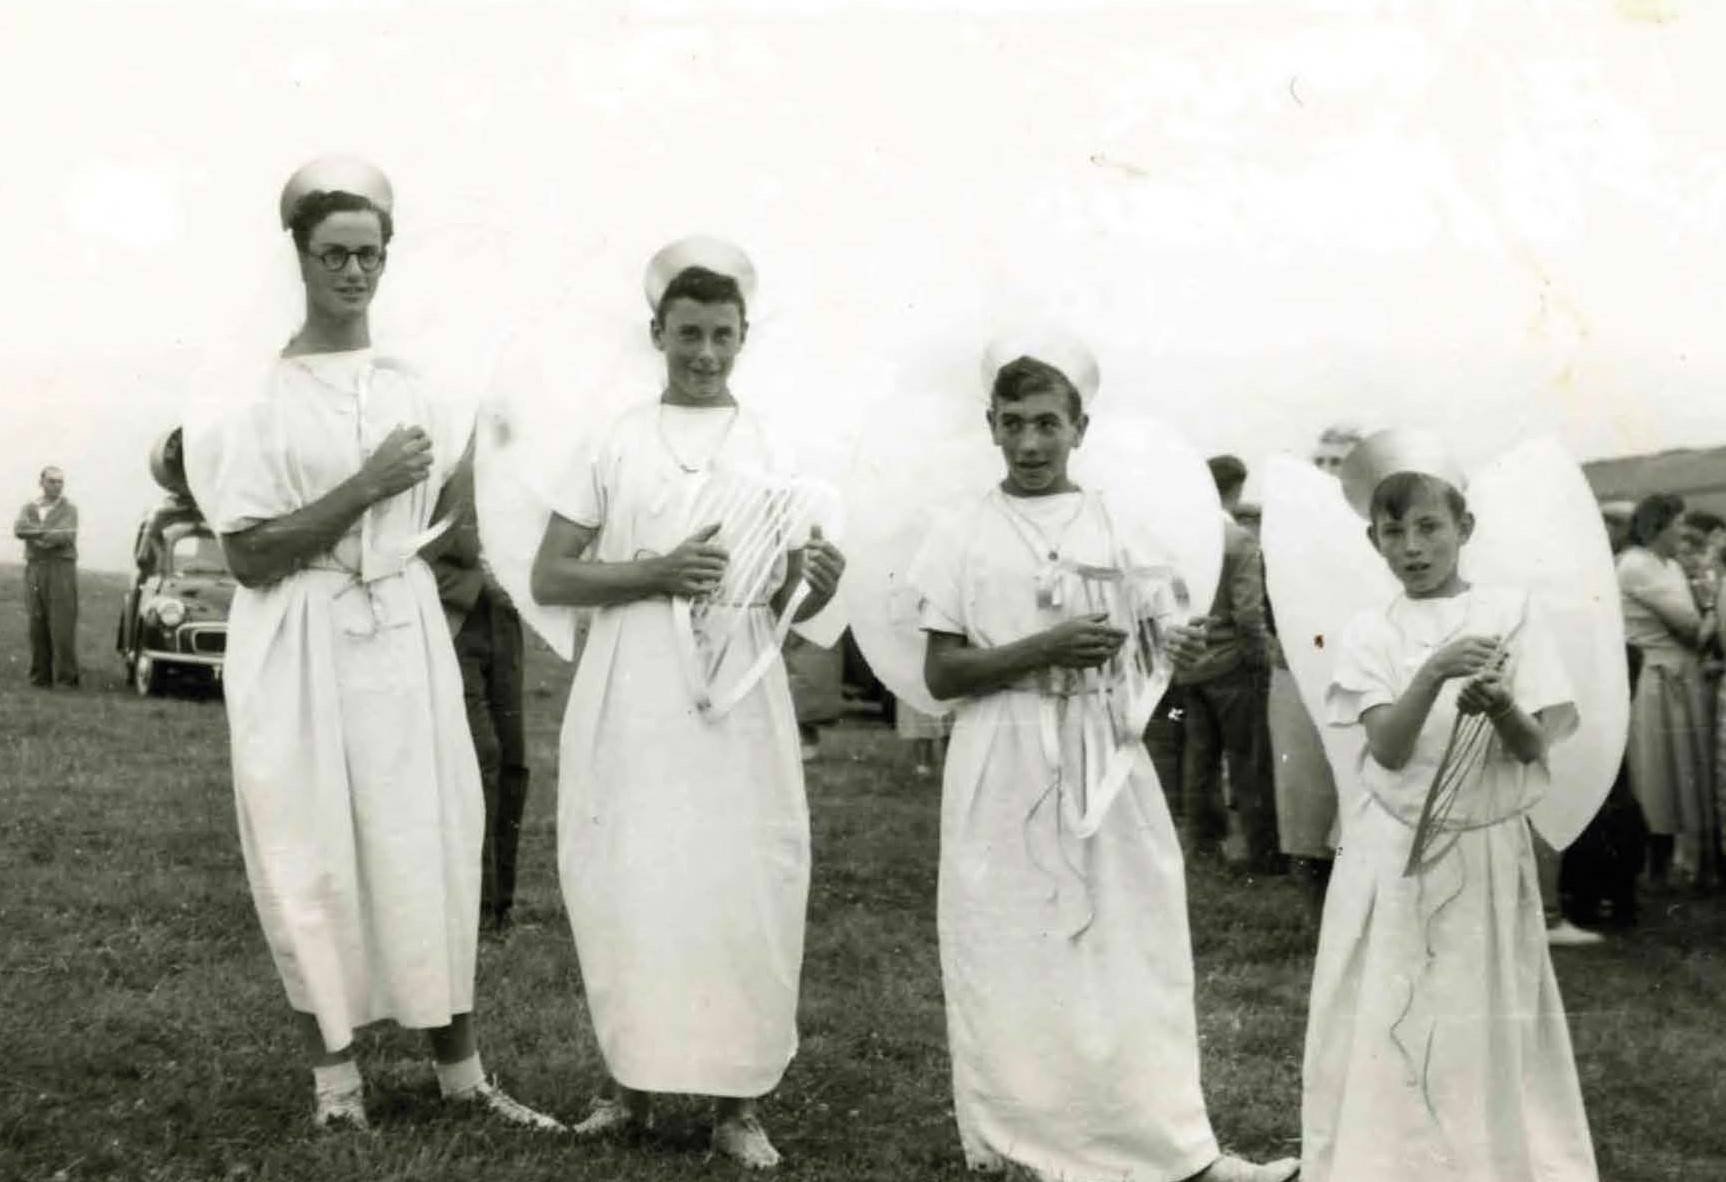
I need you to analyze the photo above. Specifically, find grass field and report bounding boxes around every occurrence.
[3,564,1724,1181]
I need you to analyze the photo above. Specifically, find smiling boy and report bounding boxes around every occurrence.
[910,331,1298,1182]
[528,237,844,1169]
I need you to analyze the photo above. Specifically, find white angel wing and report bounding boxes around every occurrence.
[1463,437,1629,850]
[472,299,649,660]
[1260,453,1400,816]
[843,389,999,718]
[1079,409,1224,619]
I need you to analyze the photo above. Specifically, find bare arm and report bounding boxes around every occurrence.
[1489,702,1551,764]
[1359,671,1447,771]
[530,516,731,608]
[223,474,382,589]
[1359,635,1503,770]
[780,527,845,623]
[221,425,433,590]
[923,614,1127,701]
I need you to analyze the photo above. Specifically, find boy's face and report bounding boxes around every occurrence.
[653,297,746,405]
[987,389,1087,497]
[1368,485,1473,598]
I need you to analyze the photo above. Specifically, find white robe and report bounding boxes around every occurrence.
[912,489,1220,1182]
[184,350,482,1053]
[1303,586,1597,1182]
[548,401,809,1098]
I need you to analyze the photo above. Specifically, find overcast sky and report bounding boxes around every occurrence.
[5,0,1724,571]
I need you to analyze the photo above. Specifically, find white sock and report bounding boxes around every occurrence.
[436,1053,485,1098]
[312,1060,363,1098]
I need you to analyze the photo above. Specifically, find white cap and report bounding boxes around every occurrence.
[1338,428,1468,519]
[644,235,758,311]
[279,155,394,230]
[981,326,1100,407]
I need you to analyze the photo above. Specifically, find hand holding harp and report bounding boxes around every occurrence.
[668,465,836,719]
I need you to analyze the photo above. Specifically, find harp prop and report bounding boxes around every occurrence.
[1035,554,1193,839]
[1400,605,1529,877]
[668,464,837,719]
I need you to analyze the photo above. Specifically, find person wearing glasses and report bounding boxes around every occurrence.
[182,156,561,1134]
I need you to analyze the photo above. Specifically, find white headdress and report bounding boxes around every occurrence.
[278,155,395,229]
[643,235,759,312]
[980,325,1101,408]
[1336,427,1469,520]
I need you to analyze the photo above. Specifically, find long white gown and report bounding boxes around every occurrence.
[912,488,1221,1182]
[184,349,483,1053]
[1302,586,1598,1182]
[547,401,810,1098]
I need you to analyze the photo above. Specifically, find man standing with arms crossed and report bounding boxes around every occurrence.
[15,465,80,689]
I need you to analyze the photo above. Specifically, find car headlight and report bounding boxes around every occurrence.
[152,598,186,627]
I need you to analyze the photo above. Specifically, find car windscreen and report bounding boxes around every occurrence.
[169,532,229,577]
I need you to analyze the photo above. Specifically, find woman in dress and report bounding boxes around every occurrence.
[1617,493,1718,891]
[183,156,562,1132]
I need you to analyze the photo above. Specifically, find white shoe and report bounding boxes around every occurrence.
[1547,920,1605,948]
[571,1095,652,1140]
[1199,1153,1301,1182]
[447,1076,567,1132]
[312,1086,369,1132]
[713,1113,782,1169]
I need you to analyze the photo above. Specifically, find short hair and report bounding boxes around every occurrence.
[287,190,395,253]
[1369,471,1468,525]
[1683,509,1725,535]
[654,266,748,325]
[1629,494,1685,547]
[990,356,1082,421]
[1207,455,1247,497]
[40,465,63,481]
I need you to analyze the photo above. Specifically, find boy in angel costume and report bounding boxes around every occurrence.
[1254,429,1625,1181]
[513,237,845,1169]
[848,328,1297,1182]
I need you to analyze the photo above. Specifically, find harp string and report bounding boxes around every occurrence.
[672,464,825,717]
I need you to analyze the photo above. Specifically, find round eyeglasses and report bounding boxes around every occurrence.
[308,246,387,273]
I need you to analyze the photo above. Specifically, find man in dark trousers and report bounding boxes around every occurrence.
[426,456,531,934]
[14,465,80,688]
[1174,455,1279,873]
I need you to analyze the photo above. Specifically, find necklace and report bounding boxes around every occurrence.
[995,487,1089,563]
[657,404,740,474]
[994,489,1092,611]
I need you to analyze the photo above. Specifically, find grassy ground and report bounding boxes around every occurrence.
[2,563,1723,1181]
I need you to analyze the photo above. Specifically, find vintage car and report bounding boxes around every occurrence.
[117,518,233,696]
[115,427,232,696]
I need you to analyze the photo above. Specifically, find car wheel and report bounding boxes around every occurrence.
[133,653,159,698]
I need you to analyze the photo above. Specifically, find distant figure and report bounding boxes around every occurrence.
[1310,425,1362,476]
[136,428,204,574]
[14,465,80,688]
[1175,455,1278,873]
[424,455,532,935]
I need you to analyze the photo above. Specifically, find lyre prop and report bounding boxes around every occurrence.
[1032,554,1194,839]
[668,464,838,719]
[1400,605,1529,877]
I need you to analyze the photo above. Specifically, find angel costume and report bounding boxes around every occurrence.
[912,488,1220,1182]
[185,348,483,1052]
[1303,584,1598,1181]
[546,400,810,1097]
